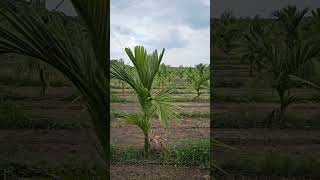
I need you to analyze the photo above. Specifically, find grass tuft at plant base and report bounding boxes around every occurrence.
[111,110,210,119]
[111,138,210,168]
[110,94,209,103]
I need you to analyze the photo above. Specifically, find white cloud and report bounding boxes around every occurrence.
[111,0,210,67]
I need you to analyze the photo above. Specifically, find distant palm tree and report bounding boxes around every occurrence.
[236,18,268,76]
[272,6,308,49]
[263,41,319,127]
[244,6,320,128]
[189,64,209,99]
[16,57,50,96]
[195,63,207,75]
[177,65,185,80]
[308,8,320,42]
[213,12,240,56]
[156,63,170,89]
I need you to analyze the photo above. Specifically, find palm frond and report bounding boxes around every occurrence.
[70,0,109,71]
[118,113,150,134]
[289,75,320,90]
[125,46,165,90]
[0,0,110,166]
[110,61,139,91]
[151,88,180,129]
[282,93,305,109]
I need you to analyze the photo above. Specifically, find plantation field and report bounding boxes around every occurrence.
[0,59,210,178]
[110,75,210,179]
[212,49,320,179]
[211,6,320,178]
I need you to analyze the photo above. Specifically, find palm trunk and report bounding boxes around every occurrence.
[144,132,149,157]
[197,90,200,98]
[249,59,253,77]
[277,88,286,128]
[39,68,47,97]
[279,97,286,128]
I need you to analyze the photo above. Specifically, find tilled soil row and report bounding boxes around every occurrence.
[111,165,209,180]
[212,128,320,146]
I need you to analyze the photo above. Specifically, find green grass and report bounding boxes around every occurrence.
[0,139,209,178]
[214,88,319,103]
[111,84,190,90]
[111,110,210,119]
[111,138,210,168]
[111,94,209,103]
[213,112,320,129]
[179,111,210,118]
[110,94,134,103]
[111,88,209,94]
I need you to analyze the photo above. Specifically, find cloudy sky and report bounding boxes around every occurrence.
[110,0,210,67]
[46,0,210,67]
[46,0,319,66]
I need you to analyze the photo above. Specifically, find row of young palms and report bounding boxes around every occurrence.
[111,60,210,98]
[213,6,320,128]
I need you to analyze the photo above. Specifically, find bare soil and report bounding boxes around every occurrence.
[111,165,210,180]
[0,84,210,179]
[112,118,209,147]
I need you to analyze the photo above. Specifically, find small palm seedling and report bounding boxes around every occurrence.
[111,59,127,92]
[177,65,185,80]
[261,39,319,128]
[241,6,320,128]
[189,64,210,99]
[266,6,317,128]
[272,6,308,50]
[304,8,320,42]
[15,57,50,96]
[235,18,268,76]
[156,64,171,89]
[195,63,207,75]
[186,67,194,85]
[111,45,179,156]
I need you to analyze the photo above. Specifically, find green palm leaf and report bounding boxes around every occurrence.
[0,0,110,173]
[125,46,165,90]
[151,88,180,129]
[118,113,150,135]
[289,75,320,90]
